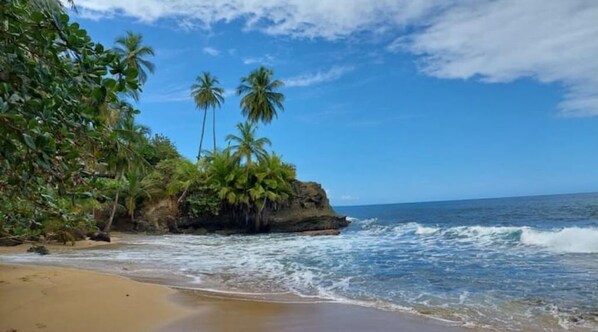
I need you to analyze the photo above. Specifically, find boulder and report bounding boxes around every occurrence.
[88,231,111,242]
[27,245,50,255]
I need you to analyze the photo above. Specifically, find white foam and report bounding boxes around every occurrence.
[415,225,440,235]
[520,227,598,253]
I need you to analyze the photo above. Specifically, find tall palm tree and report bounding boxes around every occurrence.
[191,72,225,160]
[103,119,148,232]
[237,66,285,124]
[225,122,271,166]
[114,31,155,89]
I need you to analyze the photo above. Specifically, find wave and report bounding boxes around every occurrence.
[350,218,598,254]
[520,227,598,253]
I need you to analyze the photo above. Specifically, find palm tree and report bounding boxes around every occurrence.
[103,120,148,232]
[191,72,225,160]
[237,66,285,124]
[167,159,203,204]
[122,170,151,230]
[114,31,155,89]
[251,153,296,230]
[225,122,271,166]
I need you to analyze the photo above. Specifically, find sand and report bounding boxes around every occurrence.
[0,264,194,332]
[0,239,468,332]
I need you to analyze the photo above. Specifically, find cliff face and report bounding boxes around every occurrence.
[265,181,349,232]
[114,180,349,234]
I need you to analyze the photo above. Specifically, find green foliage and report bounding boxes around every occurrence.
[185,185,221,218]
[0,0,297,237]
[237,66,285,124]
[139,134,181,166]
[0,0,144,239]
[225,122,271,165]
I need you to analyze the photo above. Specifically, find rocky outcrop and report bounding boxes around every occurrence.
[137,198,178,233]
[179,181,350,234]
[104,180,349,234]
[264,181,350,232]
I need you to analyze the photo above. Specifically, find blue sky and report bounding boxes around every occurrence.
[70,1,598,205]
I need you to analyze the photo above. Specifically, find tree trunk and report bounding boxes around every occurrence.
[212,107,216,154]
[256,199,267,232]
[104,187,120,232]
[131,212,137,231]
[177,187,189,204]
[197,109,208,160]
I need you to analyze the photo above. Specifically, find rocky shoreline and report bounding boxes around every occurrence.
[100,181,350,235]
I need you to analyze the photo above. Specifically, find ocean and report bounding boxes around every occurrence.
[2,193,598,331]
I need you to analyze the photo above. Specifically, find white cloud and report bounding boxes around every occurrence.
[391,0,598,116]
[71,0,441,38]
[202,46,220,56]
[242,54,275,65]
[144,85,191,103]
[284,66,355,87]
[71,0,598,116]
[340,195,359,201]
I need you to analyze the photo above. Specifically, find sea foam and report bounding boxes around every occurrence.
[520,227,598,253]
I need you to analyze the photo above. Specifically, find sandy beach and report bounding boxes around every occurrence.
[0,241,467,332]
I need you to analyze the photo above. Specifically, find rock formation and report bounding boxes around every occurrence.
[107,180,349,234]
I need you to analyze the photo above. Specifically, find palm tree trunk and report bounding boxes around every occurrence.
[197,109,208,160]
[104,187,120,232]
[177,187,189,204]
[212,107,216,153]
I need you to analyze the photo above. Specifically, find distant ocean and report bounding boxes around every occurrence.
[3,193,598,331]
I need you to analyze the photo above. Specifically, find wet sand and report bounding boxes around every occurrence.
[165,289,467,332]
[0,239,468,332]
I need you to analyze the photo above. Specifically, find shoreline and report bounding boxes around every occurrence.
[0,240,469,332]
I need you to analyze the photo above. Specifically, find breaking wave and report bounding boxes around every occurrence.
[355,221,598,254]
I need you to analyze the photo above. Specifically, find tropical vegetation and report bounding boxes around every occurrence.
[0,0,298,244]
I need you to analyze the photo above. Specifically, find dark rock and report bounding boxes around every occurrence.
[265,181,350,233]
[0,237,24,247]
[299,229,341,236]
[27,245,49,255]
[125,180,349,235]
[88,231,111,242]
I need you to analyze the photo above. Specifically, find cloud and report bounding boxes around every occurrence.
[242,54,275,65]
[284,66,355,87]
[144,85,191,103]
[70,0,441,38]
[202,47,220,56]
[390,0,598,116]
[340,195,359,201]
[71,0,598,116]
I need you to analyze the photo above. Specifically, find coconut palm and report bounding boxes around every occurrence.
[251,153,296,230]
[191,72,225,160]
[103,120,149,232]
[121,170,152,230]
[237,66,284,124]
[114,31,155,87]
[225,122,271,166]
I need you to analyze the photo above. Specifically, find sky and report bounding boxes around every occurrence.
[68,0,598,206]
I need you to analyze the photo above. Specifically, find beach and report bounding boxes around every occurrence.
[0,241,466,332]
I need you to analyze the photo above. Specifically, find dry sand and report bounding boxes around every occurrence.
[0,264,194,332]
